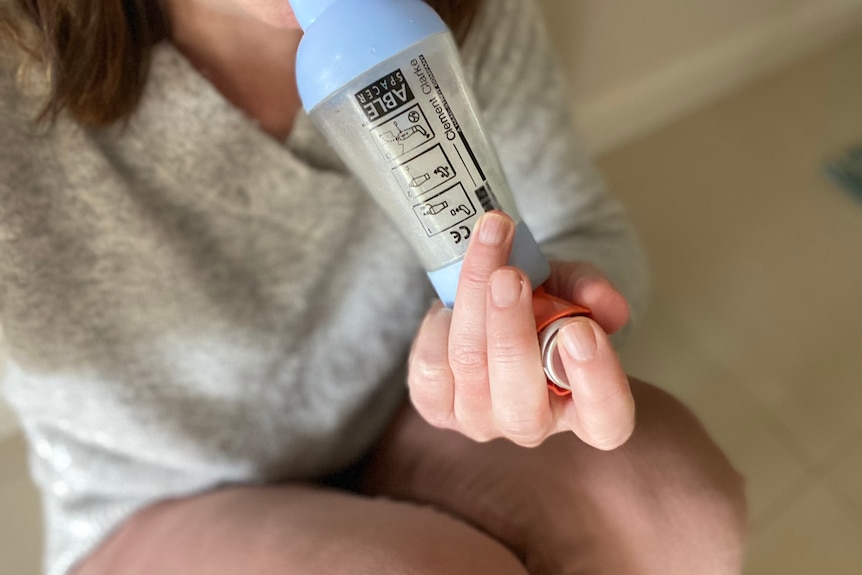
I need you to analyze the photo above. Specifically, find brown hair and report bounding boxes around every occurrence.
[0,0,481,127]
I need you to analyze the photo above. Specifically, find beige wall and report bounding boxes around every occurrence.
[538,0,794,101]
[536,0,862,152]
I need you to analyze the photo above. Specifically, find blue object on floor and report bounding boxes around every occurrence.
[825,143,862,202]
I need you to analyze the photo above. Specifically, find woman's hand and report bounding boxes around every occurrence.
[408,212,635,450]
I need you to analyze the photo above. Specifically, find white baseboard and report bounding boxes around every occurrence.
[578,0,862,156]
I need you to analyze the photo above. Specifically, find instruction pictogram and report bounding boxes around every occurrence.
[392,144,456,199]
[413,183,477,237]
[371,104,434,160]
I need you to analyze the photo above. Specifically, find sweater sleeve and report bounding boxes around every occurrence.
[460,0,650,341]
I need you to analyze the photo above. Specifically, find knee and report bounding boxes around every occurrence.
[320,499,531,575]
[644,378,748,569]
[626,378,749,540]
[561,378,748,573]
[76,487,530,575]
[521,379,747,574]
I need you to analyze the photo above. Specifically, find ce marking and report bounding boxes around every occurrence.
[450,225,472,245]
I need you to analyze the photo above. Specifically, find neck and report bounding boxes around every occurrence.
[165,0,304,140]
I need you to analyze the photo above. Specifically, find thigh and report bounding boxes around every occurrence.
[74,484,529,575]
[359,378,748,575]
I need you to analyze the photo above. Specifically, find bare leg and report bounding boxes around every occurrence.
[75,484,530,575]
[75,378,745,575]
[359,378,748,575]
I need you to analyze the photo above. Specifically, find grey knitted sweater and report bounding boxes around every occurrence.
[0,1,648,573]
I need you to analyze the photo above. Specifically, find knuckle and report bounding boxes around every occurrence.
[409,395,453,430]
[508,432,547,448]
[494,411,549,447]
[463,427,500,444]
[579,416,632,451]
[586,431,629,451]
[412,401,453,429]
[409,355,452,388]
[459,265,494,289]
[487,333,533,364]
[574,376,624,408]
[448,345,487,379]
[407,356,454,428]
[619,298,631,322]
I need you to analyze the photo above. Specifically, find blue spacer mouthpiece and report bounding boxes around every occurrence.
[287,0,337,30]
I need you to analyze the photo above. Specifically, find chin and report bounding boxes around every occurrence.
[237,0,300,28]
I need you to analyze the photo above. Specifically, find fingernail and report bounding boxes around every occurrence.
[477,213,510,246]
[560,320,597,361]
[490,269,523,307]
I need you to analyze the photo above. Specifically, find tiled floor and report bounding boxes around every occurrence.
[2,29,862,575]
[602,30,862,574]
[0,434,42,575]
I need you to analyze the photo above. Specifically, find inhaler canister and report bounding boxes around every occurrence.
[289,0,589,392]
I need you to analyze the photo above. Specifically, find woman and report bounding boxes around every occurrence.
[0,0,747,573]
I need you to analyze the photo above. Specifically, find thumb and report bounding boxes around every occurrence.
[553,317,635,450]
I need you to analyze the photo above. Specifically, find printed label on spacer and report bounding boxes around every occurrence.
[354,69,415,122]
[357,47,502,254]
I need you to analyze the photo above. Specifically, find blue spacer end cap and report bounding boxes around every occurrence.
[294,0,448,110]
[427,259,463,309]
[287,0,337,30]
[427,222,552,309]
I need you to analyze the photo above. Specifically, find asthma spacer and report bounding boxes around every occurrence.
[288,0,590,393]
